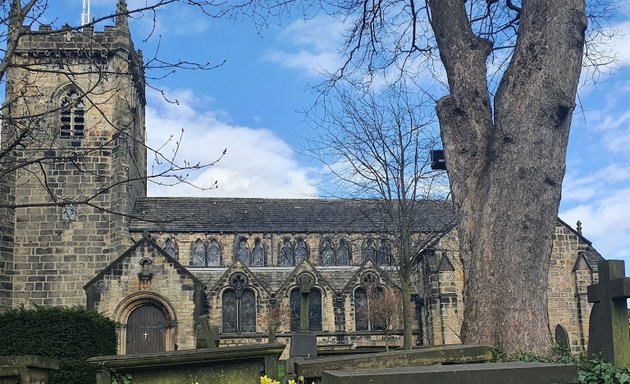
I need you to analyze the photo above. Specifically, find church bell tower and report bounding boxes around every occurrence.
[0,0,147,310]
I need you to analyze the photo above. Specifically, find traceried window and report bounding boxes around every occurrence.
[222,273,256,333]
[289,288,322,332]
[190,239,222,267]
[60,88,85,138]
[320,239,335,266]
[354,286,385,331]
[337,239,351,266]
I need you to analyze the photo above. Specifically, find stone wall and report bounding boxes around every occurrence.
[547,225,597,353]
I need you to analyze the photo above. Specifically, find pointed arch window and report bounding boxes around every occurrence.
[207,239,222,267]
[363,238,377,263]
[163,238,178,259]
[279,238,294,267]
[192,240,206,267]
[251,238,265,266]
[222,273,256,333]
[190,239,222,267]
[320,239,335,266]
[289,288,322,332]
[337,239,351,266]
[236,237,251,266]
[294,238,309,264]
[354,286,385,331]
[60,88,85,138]
[376,239,392,266]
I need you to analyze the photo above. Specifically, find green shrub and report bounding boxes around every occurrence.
[493,347,630,384]
[0,306,116,384]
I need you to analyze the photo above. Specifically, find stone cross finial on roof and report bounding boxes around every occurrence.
[576,220,583,235]
[587,260,630,367]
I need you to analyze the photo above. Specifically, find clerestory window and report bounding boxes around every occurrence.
[60,88,85,138]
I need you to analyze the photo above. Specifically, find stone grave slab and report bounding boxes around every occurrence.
[88,343,285,384]
[0,355,59,384]
[290,333,318,358]
[294,344,492,381]
[321,362,578,384]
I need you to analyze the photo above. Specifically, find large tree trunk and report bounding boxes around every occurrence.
[400,276,414,349]
[427,0,586,354]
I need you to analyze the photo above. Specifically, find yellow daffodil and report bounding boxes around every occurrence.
[288,380,296,384]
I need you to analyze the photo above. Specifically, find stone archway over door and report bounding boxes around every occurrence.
[126,304,168,354]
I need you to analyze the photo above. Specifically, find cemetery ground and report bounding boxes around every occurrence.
[2,260,630,383]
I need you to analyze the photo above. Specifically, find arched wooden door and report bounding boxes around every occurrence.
[126,304,168,354]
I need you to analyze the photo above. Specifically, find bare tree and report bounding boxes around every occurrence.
[261,299,291,343]
[368,286,402,352]
[222,0,617,354]
[306,84,452,349]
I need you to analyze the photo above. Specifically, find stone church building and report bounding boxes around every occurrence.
[0,1,603,355]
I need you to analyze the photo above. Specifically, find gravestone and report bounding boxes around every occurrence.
[290,274,317,359]
[587,259,630,367]
[554,324,570,353]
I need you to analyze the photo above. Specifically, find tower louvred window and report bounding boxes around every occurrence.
[60,89,85,138]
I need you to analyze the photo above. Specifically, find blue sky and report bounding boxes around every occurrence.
[52,1,630,267]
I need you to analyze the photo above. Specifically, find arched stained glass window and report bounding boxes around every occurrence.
[337,239,351,266]
[354,287,368,331]
[207,239,221,266]
[236,238,250,266]
[251,238,265,267]
[60,88,85,138]
[320,239,335,266]
[192,240,206,267]
[240,290,256,332]
[294,238,309,264]
[363,239,377,263]
[222,290,238,333]
[308,288,322,331]
[279,238,293,267]
[289,288,322,332]
[163,238,177,259]
[376,240,391,266]
[290,289,301,331]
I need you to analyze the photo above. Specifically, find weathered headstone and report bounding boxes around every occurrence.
[554,324,570,353]
[587,259,630,367]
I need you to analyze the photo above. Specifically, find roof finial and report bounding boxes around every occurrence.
[116,0,128,28]
[576,220,582,235]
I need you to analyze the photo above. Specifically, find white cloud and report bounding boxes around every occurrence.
[145,88,318,198]
[560,185,630,261]
[264,15,346,76]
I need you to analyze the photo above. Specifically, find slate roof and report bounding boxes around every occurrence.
[129,197,456,233]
